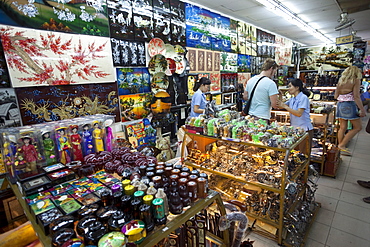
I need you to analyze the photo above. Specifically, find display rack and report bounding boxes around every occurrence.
[181,129,320,246]
[9,178,229,247]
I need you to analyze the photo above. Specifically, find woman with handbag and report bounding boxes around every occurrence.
[335,66,366,156]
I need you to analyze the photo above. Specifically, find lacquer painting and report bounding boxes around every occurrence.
[238,54,251,72]
[185,3,230,52]
[0,25,115,87]
[153,0,171,43]
[108,4,135,40]
[0,39,11,88]
[197,50,205,72]
[111,38,146,67]
[0,0,109,36]
[209,72,220,92]
[116,68,150,95]
[214,51,220,71]
[187,48,196,72]
[206,51,213,72]
[16,82,120,125]
[221,73,237,92]
[0,88,22,128]
[238,73,251,88]
[275,36,292,66]
[170,0,186,46]
[230,19,238,53]
[237,22,247,55]
[132,0,154,42]
[220,52,237,73]
[120,93,152,122]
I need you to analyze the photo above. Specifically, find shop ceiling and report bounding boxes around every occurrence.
[186,0,370,47]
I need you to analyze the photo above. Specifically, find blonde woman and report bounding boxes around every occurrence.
[335,66,366,155]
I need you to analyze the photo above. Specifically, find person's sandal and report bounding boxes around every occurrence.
[339,148,351,156]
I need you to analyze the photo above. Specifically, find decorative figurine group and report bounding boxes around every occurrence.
[1,115,115,179]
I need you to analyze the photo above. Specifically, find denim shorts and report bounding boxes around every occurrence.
[336,101,359,120]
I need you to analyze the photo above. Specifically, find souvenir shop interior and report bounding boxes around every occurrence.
[0,0,369,246]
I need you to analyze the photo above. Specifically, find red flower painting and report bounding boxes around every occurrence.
[0,25,115,87]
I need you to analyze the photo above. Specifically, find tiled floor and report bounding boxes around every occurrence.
[248,115,370,247]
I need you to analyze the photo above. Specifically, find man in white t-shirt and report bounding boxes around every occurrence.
[243,58,279,120]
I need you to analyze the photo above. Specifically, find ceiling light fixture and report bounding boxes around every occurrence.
[255,0,333,44]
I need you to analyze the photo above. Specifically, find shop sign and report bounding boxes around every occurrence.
[336,35,354,45]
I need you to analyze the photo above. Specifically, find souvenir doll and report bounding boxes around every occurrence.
[92,121,104,152]
[104,119,114,152]
[18,136,38,172]
[42,131,57,166]
[56,127,71,164]
[82,124,94,156]
[3,134,17,177]
[69,125,83,162]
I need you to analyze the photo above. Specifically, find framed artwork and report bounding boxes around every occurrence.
[209,73,221,92]
[0,88,22,128]
[116,68,150,95]
[120,93,152,122]
[238,73,251,88]
[237,22,247,55]
[132,0,154,42]
[187,74,198,97]
[111,38,146,67]
[108,6,135,40]
[15,82,120,125]
[237,54,251,72]
[0,25,115,87]
[187,48,197,72]
[197,50,205,72]
[0,0,109,36]
[170,0,186,46]
[214,52,220,71]
[220,52,237,73]
[0,39,11,88]
[153,0,171,43]
[230,19,238,53]
[206,51,213,72]
[221,73,237,92]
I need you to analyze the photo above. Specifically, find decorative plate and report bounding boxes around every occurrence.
[148,38,166,57]
[148,54,168,75]
[165,58,176,76]
[151,72,169,94]
[174,56,186,75]
[165,44,176,59]
[174,45,186,56]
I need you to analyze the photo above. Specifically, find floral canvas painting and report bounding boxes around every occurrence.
[15,82,120,125]
[0,0,109,36]
[116,68,150,95]
[209,72,220,92]
[120,93,152,122]
[0,25,115,87]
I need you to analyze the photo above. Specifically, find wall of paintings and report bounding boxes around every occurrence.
[0,0,303,129]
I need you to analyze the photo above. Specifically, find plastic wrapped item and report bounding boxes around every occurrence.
[219,212,249,247]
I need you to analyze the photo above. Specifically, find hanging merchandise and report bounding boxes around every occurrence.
[107,1,134,40]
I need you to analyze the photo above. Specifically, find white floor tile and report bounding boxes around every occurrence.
[315,194,338,211]
[339,191,370,209]
[331,212,370,240]
[316,184,341,200]
[306,221,330,244]
[326,227,369,247]
[315,208,334,226]
[336,200,370,222]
